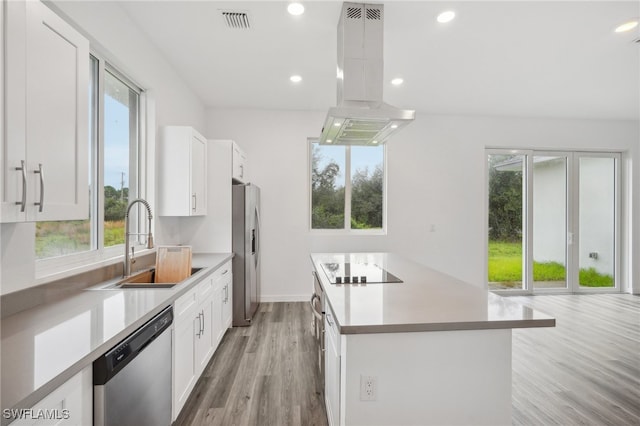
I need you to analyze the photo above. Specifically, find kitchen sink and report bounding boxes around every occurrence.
[89,267,203,290]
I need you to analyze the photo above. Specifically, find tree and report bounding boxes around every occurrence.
[311,146,345,229]
[351,165,383,229]
[488,156,523,241]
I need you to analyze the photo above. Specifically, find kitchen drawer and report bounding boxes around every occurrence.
[174,287,197,320]
[212,261,232,283]
[196,277,214,300]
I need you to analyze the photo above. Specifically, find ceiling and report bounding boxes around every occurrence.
[119,1,640,120]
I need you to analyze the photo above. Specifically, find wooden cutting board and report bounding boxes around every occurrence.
[155,246,192,283]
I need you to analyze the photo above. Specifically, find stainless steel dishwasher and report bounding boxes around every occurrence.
[93,306,173,426]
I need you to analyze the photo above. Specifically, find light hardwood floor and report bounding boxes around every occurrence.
[175,295,639,426]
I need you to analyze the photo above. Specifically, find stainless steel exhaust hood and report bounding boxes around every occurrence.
[319,2,415,146]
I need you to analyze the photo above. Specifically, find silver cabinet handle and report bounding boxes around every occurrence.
[225,284,229,303]
[15,160,26,212]
[200,310,205,334]
[33,163,44,212]
[192,193,196,212]
[196,314,201,337]
[239,164,244,178]
[221,269,229,275]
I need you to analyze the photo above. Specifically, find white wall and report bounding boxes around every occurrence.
[1,1,206,295]
[206,109,639,300]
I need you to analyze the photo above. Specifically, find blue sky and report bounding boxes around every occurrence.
[315,144,383,188]
[104,95,130,190]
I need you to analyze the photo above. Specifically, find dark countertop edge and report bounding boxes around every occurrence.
[338,318,557,335]
[3,252,234,416]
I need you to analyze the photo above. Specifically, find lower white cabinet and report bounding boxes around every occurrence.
[215,261,233,343]
[9,366,92,426]
[324,304,341,426]
[172,264,233,421]
[173,276,215,420]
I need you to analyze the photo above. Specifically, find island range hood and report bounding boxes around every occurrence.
[319,2,415,146]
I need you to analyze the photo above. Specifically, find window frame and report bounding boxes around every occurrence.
[308,138,387,235]
[35,51,151,282]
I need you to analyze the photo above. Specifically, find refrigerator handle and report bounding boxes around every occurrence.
[251,229,256,255]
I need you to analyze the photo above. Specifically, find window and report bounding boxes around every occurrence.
[310,141,385,231]
[35,54,143,265]
[486,149,620,294]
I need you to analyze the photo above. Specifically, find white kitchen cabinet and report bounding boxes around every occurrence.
[220,262,233,332]
[232,141,247,183]
[158,126,207,216]
[172,274,218,420]
[1,0,89,223]
[194,277,215,374]
[324,304,341,426]
[9,366,92,426]
[172,285,198,420]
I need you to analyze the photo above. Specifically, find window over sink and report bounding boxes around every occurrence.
[35,53,146,270]
[309,140,386,232]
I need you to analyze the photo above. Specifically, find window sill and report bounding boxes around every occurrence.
[309,229,387,236]
[35,246,155,285]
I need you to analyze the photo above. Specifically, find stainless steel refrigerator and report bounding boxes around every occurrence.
[232,183,261,326]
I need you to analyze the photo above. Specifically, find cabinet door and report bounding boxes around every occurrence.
[25,0,89,221]
[222,278,233,330]
[190,133,207,216]
[325,311,341,426]
[10,366,92,426]
[232,143,246,183]
[2,0,27,222]
[173,316,197,419]
[194,295,215,375]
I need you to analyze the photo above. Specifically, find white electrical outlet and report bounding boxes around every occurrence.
[360,375,377,401]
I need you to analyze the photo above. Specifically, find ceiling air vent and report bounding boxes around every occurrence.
[221,10,251,29]
[366,7,381,20]
[346,7,361,19]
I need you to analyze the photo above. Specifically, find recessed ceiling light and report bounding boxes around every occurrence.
[326,139,332,143]
[437,10,456,24]
[615,19,638,33]
[333,122,341,127]
[390,124,398,129]
[391,78,404,86]
[290,75,302,83]
[372,140,379,145]
[287,2,305,16]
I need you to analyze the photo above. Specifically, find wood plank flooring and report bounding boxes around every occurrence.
[510,294,640,426]
[174,302,327,426]
[175,295,639,426]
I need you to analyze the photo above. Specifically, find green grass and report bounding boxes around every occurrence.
[36,220,125,259]
[489,241,613,287]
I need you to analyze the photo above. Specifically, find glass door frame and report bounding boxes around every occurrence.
[486,149,622,295]
[571,151,621,294]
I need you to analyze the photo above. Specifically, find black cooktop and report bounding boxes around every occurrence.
[320,262,403,284]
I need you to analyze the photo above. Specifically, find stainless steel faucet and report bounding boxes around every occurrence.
[124,198,154,277]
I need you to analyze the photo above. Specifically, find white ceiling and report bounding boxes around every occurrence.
[119,1,640,120]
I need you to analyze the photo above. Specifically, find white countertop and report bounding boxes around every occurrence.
[311,252,555,334]
[0,253,233,413]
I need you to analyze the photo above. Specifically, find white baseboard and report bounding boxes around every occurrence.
[260,294,310,303]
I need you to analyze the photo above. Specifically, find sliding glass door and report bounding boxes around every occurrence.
[487,150,620,294]
[576,155,618,290]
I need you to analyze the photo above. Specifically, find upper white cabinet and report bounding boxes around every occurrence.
[158,126,207,216]
[1,0,89,223]
[232,141,247,183]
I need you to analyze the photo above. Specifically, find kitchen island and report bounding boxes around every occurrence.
[311,252,555,426]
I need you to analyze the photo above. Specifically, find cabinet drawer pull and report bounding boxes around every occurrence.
[34,163,44,212]
[15,160,27,212]
[192,193,196,211]
[221,269,229,275]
